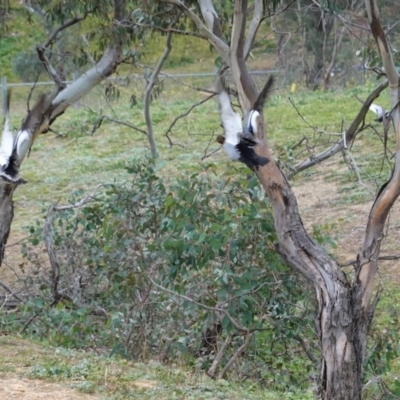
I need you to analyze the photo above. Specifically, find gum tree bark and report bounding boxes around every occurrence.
[162,0,400,398]
[0,0,128,265]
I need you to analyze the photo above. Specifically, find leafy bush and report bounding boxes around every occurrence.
[7,160,316,389]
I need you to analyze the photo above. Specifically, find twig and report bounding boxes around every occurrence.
[217,331,252,379]
[150,278,248,332]
[207,334,233,378]
[340,254,400,268]
[91,115,147,136]
[288,97,340,137]
[293,334,318,365]
[342,149,375,197]
[19,314,38,335]
[36,46,66,90]
[43,16,87,48]
[164,93,216,147]
[201,130,221,160]
[136,64,217,94]
[0,280,25,303]
[44,203,61,304]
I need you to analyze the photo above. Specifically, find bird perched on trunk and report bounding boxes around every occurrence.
[368,102,391,122]
[0,90,30,184]
[216,76,273,169]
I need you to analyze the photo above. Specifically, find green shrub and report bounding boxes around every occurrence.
[8,159,316,389]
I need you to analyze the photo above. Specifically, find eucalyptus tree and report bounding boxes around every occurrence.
[143,0,400,398]
[0,0,138,264]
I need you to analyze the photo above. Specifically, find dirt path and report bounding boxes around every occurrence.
[0,378,100,400]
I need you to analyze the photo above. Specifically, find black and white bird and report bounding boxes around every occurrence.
[217,77,273,169]
[369,102,391,122]
[0,91,30,183]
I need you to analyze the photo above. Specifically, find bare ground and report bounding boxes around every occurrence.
[0,377,99,400]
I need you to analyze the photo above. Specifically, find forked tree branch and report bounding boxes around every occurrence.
[161,0,229,63]
[91,115,147,136]
[291,79,389,176]
[217,331,252,379]
[42,16,87,48]
[244,0,263,60]
[230,0,257,111]
[198,0,223,39]
[164,93,216,146]
[207,334,233,378]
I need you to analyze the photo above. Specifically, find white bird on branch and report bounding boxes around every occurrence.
[216,76,273,169]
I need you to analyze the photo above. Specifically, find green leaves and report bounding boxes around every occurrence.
[14,158,315,388]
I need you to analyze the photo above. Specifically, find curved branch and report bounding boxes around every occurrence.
[360,0,400,308]
[161,0,229,64]
[198,0,223,39]
[164,93,216,146]
[244,0,263,60]
[42,16,87,48]
[144,30,173,158]
[291,79,389,176]
[230,0,257,111]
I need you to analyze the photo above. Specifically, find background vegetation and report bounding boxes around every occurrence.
[0,0,400,399]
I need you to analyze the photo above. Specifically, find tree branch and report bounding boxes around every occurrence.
[150,278,249,332]
[291,79,389,176]
[164,93,216,147]
[144,30,173,158]
[359,0,400,308]
[198,0,223,39]
[207,334,233,378]
[161,0,229,64]
[244,0,263,60]
[42,16,86,48]
[91,115,147,136]
[217,332,252,379]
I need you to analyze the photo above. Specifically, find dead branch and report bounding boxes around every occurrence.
[201,130,221,160]
[291,79,389,177]
[164,93,216,147]
[91,115,147,136]
[150,278,249,333]
[207,334,233,378]
[0,280,24,303]
[217,331,252,379]
[293,334,318,365]
[341,149,375,197]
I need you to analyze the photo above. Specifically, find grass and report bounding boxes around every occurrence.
[0,335,314,399]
